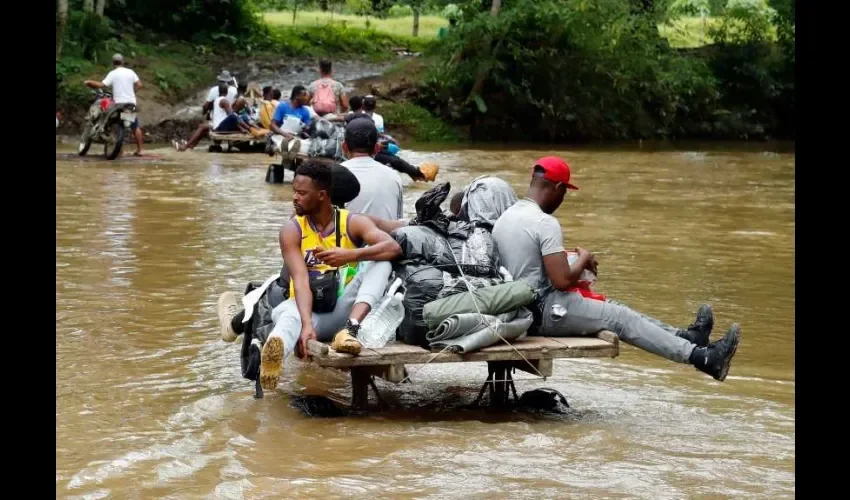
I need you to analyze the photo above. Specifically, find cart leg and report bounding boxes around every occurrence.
[351,368,370,411]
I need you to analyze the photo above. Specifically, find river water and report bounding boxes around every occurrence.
[56,142,794,498]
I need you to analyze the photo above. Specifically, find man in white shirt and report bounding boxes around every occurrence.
[84,53,144,156]
[362,95,384,132]
[341,118,404,221]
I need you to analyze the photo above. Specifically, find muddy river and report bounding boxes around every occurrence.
[56,141,794,498]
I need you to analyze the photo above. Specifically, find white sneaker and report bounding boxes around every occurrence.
[217,291,243,342]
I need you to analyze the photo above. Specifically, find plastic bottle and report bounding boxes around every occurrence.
[358,278,405,348]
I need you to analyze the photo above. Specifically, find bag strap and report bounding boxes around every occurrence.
[334,208,341,248]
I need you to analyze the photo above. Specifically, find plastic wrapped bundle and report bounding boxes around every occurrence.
[307,119,345,161]
[448,226,496,276]
[393,263,444,347]
[437,272,503,299]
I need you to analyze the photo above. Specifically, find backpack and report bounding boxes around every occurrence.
[312,80,337,115]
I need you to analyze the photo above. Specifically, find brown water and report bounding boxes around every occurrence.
[56,143,794,498]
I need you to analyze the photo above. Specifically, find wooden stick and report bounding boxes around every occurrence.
[307,339,329,357]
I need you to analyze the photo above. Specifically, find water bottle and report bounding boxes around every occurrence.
[358,278,405,348]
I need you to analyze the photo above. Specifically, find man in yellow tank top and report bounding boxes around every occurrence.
[259,162,401,392]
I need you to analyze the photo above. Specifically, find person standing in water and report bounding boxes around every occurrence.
[84,53,145,156]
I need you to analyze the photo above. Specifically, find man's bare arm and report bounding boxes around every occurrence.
[280,222,313,326]
[348,215,402,262]
[366,215,408,234]
[543,248,592,291]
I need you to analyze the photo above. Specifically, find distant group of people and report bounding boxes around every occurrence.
[170,60,437,182]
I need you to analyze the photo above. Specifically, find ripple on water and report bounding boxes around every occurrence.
[57,145,794,497]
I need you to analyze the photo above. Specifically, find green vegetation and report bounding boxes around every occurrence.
[415,0,794,141]
[264,10,448,39]
[55,0,794,143]
[381,101,461,142]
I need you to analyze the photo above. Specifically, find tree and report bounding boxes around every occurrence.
[56,0,68,59]
[96,0,106,16]
[83,0,94,12]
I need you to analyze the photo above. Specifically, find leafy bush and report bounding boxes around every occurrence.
[709,0,777,44]
[422,0,722,140]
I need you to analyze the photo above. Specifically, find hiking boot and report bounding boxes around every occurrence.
[260,335,284,391]
[676,304,714,347]
[331,320,362,355]
[418,162,439,182]
[690,323,741,381]
[217,291,243,342]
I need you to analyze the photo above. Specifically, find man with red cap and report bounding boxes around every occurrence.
[491,156,740,382]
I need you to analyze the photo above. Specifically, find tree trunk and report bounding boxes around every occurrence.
[412,8,420,37]
[466,0,503,104]
[95,0,105,16]
[83,0,94,12]
[57,0,69,59]
[292,0,299,24]
[490,0,501,15]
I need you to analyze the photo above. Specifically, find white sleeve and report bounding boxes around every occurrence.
[102,70,114,86]
[206,87,217,103]
[132,70,140,83]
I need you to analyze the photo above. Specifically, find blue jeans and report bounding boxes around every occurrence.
[214,114,240,132]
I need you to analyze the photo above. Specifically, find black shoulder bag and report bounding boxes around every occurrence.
[309,208,341,313]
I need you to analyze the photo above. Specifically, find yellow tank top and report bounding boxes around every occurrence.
[289,209,359,298]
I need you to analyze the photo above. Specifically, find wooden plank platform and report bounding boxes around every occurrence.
[209,132,261,143]
[308,331,619,369]
[305,332,618,410]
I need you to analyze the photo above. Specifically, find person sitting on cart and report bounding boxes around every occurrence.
[266,85,313,159]
[174,84,250,151]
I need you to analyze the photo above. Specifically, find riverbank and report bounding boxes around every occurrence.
[56,24,429,142]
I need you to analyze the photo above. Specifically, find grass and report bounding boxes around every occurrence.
[659,16,780,48]
[264,10,448,39]
[381,101,461,143]
[56,36,215,111]
[659,16,721,48]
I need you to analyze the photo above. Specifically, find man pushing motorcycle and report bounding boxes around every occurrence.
[84,53,144,156]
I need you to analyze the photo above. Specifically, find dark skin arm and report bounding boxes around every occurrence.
[543,246,599,292]
[313,215,402,267]
[365,215,409,234]
[280,222,317,358]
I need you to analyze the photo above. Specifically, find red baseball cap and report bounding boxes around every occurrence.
[534,156,579,190]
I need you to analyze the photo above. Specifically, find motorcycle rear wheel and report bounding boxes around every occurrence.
[104,121,125,160]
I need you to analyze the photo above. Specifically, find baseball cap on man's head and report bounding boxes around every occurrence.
[534,156,579,190]
[112,53,124,64]
[217,70,232,82]
[345,116,378,146]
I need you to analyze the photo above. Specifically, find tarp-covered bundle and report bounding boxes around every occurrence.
[306,119,345,161]
[392,178,519,347]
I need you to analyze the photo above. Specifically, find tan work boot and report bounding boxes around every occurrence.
[418,162,439,182]
[217,291,243,342]
[260,335,284,391]
[331,320,362,355]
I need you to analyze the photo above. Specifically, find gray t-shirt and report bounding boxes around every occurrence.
[341,156,404,220]
[492,198,565,293]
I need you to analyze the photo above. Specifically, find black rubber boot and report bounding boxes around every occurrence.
[676,304,714,347]
[689,323,741,381]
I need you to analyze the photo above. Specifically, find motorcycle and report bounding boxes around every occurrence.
[78,89,137,160]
